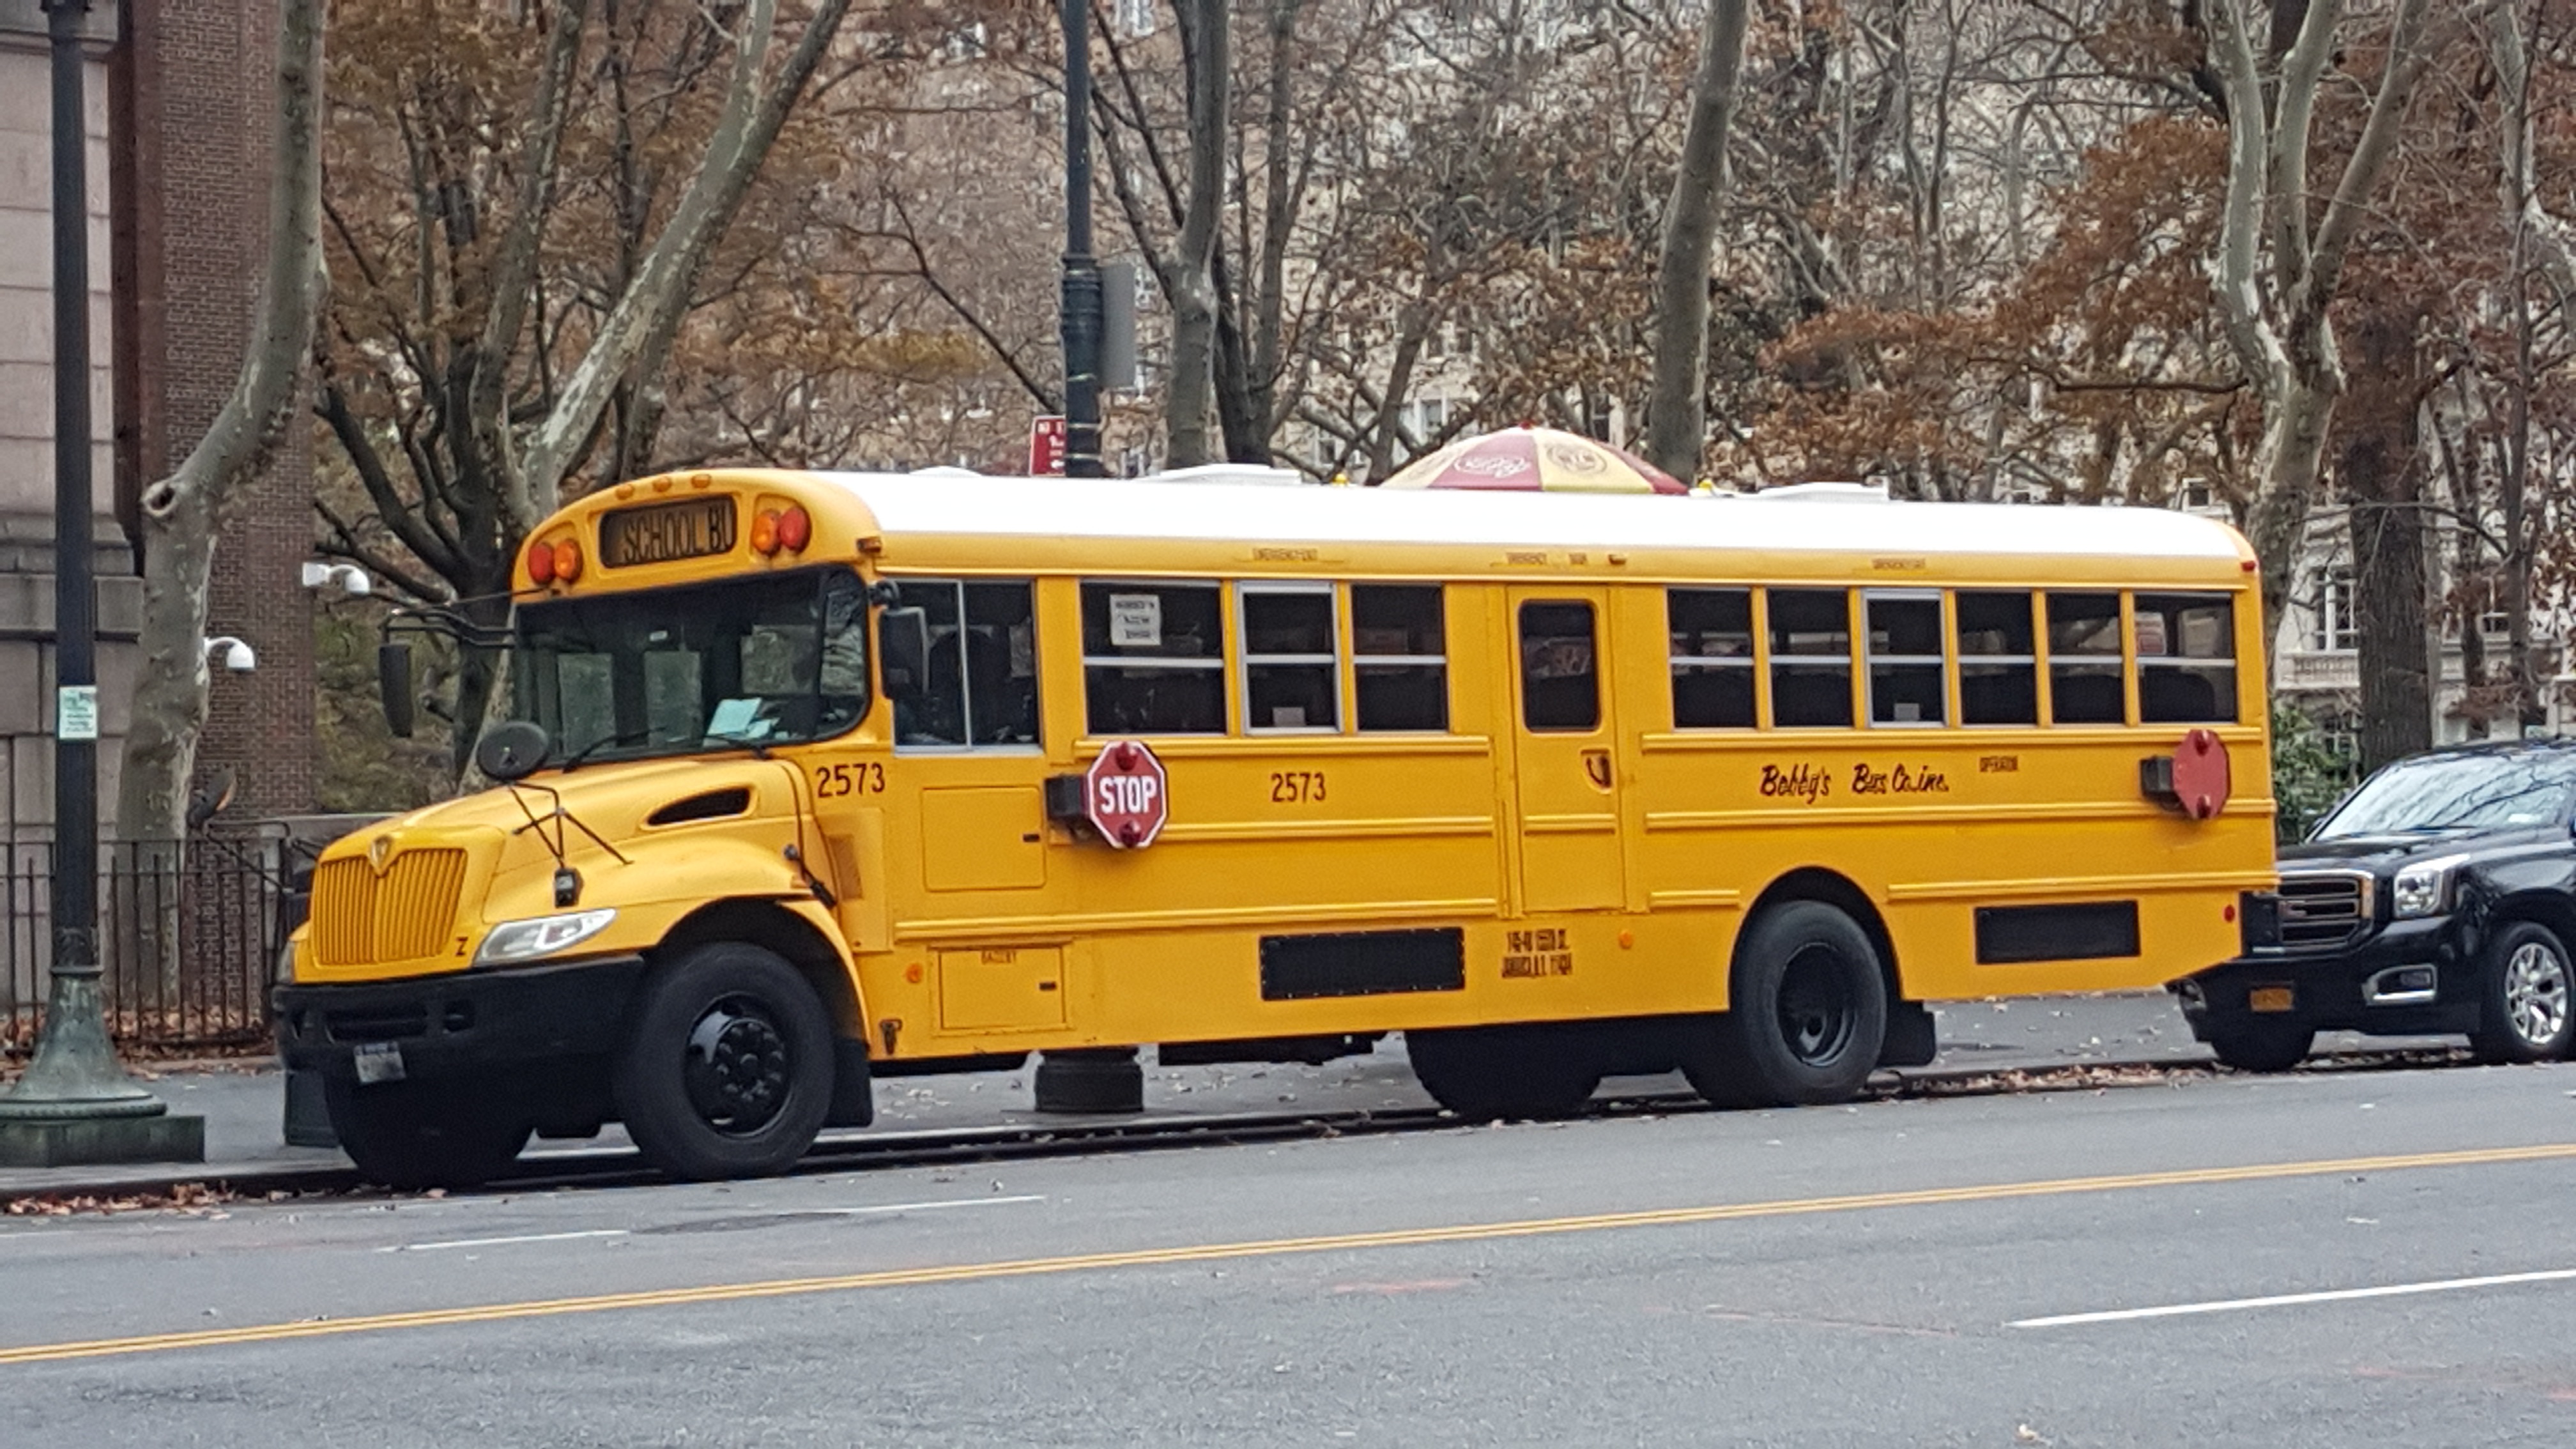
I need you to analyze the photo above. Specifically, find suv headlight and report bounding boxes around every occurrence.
[2391,856,2469,919]
[474,908,617,966]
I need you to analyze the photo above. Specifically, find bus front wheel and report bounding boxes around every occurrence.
[1406,1025,1601,1121]
[1685,902,1887,1108]
[325,1077,532,1191]
[614,941,835,1181]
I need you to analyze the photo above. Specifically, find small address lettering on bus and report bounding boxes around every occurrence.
[1501,927,1574,979]
[1759,761,1952,802]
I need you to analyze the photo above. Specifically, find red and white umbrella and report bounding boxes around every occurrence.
[1377,425,1689,495]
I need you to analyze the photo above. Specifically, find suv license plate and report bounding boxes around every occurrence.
[2248,985,2295,1014]
[353,1041,408,1085]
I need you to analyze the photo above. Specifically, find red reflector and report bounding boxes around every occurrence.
[526,540,555,585]
[751,509,779,555]
[553,539,584,582]
[776,505,811,553]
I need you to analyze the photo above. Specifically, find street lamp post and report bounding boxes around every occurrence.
[0,0,201,1167]
[1057,0,1104,479]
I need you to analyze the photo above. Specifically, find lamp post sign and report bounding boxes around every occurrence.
[1030,415,1067,476]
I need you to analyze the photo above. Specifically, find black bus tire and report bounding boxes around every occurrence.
[613,941,835,1181]
[1688,902,1887,1107]
[1406,1025,1600,1121]
[325,1077,531,1191]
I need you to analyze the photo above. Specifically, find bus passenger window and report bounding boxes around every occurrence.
[1518,601,1599,732]
[1241,585,1338,732]
[893,579,1039,749]
[1956,590,2037,726]
[1668,588,1754,729]
[1866,594,1945,726]
[2046,592,2125,724]
[1352,585,1447,732]
[1768,588,1853,728]
[2135,592,2237,723]
[1082,581,1226,735]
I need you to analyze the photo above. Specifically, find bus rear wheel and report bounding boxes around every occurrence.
[1406,1025,1601,1121]
[613,942,834,1181]
[1685,901,1887,1108]
[325,1077,532,1191]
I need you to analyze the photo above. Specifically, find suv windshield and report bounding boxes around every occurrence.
[514,567,868,766]
[2313,750,2576,839]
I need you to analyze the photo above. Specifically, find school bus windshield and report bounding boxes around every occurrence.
[512,565,869,767]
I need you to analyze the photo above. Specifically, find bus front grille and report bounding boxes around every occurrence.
[2274,871,2372,953]
[311,848,470,966]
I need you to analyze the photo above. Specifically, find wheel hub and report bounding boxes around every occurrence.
[682,997,792,1135]
[1776,946,1857,1067]
[2504,942,2568,1047]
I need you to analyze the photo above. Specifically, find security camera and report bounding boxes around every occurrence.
[301,561,372,597]
[205,636,256,673]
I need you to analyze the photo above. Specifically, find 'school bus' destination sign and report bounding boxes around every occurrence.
[600,497,738,568]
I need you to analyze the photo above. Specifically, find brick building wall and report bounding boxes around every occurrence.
[111,0,314,823]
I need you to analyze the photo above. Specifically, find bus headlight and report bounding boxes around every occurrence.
[2391,857,2467,920]
[475,908,617,966]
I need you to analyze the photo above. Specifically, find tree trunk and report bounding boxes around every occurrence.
[115,0,325,845]
[1643,0,1751,482]
[2340,307,2430,771]
[2238,372,2335,645]
[1165,0,1230,470]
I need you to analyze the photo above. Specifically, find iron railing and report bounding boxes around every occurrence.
[3,824,361,1055]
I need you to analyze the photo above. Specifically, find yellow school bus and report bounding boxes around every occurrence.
[275,466,2276,1185]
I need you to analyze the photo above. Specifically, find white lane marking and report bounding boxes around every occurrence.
[808,1195,1045,1216]
[2011,1268,2576,1328]
[382,1230,628,1254]
[379,1195,1045,1252]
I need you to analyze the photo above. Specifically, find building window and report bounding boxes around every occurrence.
[2135,592,2239,723]
[2311,569,2356,652]
[1114,0,1157,38]
[1352,585,1448,732]
[1518,600,1600,732]
[1768,588,1853,728]
[1865,593,1945,726]
[1082,581,1226,735]
[2046,592,2125,724]
[1956,590,2037,726]
[891,580,1039,750]
[1668,588,1755,729]
[1239,583,1338,732]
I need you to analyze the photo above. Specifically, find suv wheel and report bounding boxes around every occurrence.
[2471,921,2576,1064]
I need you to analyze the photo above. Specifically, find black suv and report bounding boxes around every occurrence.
[2175,739,2576,1071]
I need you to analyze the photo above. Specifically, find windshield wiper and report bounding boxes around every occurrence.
[560,728,652,772]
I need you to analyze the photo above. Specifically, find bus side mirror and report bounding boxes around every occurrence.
[879,606,930,700]
[379,641,415,739]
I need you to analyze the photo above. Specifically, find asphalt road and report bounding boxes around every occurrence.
[6,1057,2573,1447]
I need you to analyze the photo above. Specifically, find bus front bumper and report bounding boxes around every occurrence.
[273,955,647,1084]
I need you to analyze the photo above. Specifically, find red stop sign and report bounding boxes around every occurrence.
[1085,739,1169,848]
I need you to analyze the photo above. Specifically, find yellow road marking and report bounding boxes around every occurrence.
[5,1140,2572,1367]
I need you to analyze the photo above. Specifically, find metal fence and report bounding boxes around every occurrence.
[3,829,337,1056]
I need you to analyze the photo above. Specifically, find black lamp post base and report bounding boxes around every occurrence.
[0,1112,206,1169]
[1032,1048,1144,1114]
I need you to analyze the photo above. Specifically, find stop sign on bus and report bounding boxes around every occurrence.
[1085,739,1169,848]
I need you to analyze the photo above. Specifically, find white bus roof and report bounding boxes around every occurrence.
[806,471,2250,565]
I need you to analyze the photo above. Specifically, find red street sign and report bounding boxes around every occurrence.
[1084,739,1169,848]
[1029,415,1067,476]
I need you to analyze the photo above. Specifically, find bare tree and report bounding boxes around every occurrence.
[1163,0,1230,466]
[117,0,326,844]
[2205,0,2438,633]
[1644,0,1750,481]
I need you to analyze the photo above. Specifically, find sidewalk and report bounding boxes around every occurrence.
[0,993,2441,1200]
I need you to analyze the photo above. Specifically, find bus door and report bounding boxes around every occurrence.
[880,577,1064,1034]
[1506,586,1624,914]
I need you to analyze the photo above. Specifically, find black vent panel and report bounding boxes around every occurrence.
[1259,929,1465,1001]
[647,788,752,827]
[1974,901,2140,965]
